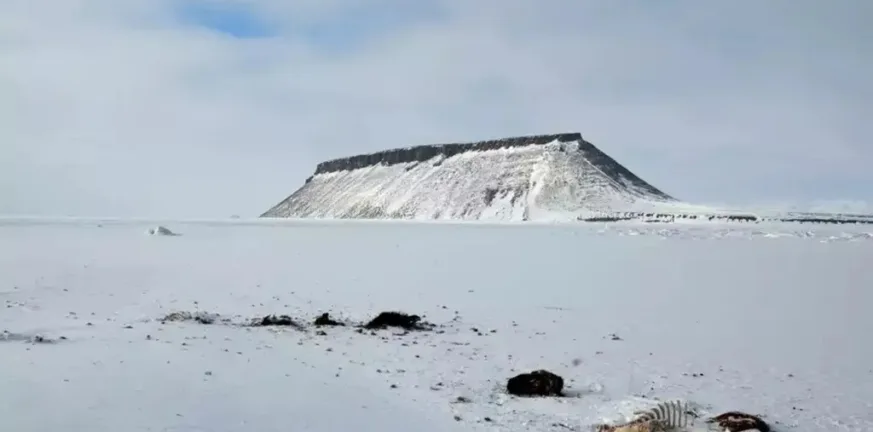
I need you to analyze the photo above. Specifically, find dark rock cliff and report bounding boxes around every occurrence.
[313,133,582,175]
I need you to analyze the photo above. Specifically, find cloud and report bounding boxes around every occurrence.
[1,0,871,217]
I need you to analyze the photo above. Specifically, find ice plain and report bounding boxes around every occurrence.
[1,217,871,432]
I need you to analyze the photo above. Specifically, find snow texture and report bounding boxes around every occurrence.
[261,133,698,221]
[1,217,872,432]
[148,225,180,236]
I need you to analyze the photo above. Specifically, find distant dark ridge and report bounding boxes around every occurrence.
[314,133,581,175]
[579,212,873,225]
[776,217,873,225]
[580,212,758,223]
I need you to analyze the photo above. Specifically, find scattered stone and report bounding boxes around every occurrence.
[1,331,62,344]
[506,369,564,397]
[160,311,221,325]
[256,314,303,328]
[363,311,433,331]
[313,312,344,326]
[705,411,770,432]
[453,396,472,403]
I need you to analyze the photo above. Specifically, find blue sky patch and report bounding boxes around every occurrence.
[174,0,448,50]
[176,1,275,38]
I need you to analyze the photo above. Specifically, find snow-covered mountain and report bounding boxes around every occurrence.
[261,133,691,221]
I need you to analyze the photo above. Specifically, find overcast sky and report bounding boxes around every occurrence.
[2,0,871,217]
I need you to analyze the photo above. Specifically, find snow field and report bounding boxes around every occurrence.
[1,219,871,432]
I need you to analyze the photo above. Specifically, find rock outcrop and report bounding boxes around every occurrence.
[363,311,433,331]
[506,369,565,397]
[261,133,681,221]
[705,411,770,432]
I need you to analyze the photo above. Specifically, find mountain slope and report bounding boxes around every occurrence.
[261,133,679,221]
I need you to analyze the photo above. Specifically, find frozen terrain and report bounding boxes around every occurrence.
[1,217,872,432]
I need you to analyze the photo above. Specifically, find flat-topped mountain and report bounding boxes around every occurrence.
[261,133,686,221]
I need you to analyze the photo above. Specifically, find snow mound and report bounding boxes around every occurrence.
[147,226,179,236]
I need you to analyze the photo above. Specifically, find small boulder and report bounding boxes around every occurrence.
[314,313,344,327]
[364,311,432,331]
[161,311,220,325]
[506,370,564,397]
[257,314,303,328]
[706,411,770,432]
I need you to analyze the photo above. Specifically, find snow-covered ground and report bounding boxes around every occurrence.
[1,217,871,432]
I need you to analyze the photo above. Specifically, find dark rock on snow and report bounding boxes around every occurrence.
[314,312,344,326]
[706,411,770,432]
[364,311,433,331]
[160,311,221,325]
[257,314,303,328]
[506,370,565,397]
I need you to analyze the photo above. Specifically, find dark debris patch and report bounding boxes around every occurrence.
[313,313,344,327]
[160,311,225,325]
[506,369,565,397]
[363,311,435,331]
[254,314,304,329]
[706,411,770,432]
[1,331,65,344]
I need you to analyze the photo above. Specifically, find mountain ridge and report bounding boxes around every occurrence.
[261,132,682,220]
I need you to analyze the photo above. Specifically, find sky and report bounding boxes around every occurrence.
[2,0,872,218]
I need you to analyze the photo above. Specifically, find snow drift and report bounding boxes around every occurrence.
[261,133,684,221]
